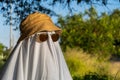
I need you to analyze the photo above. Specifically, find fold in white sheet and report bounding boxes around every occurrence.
[0,32,73,80]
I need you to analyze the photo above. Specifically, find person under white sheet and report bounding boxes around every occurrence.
[0,12,73,80]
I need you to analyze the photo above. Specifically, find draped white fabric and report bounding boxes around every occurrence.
[0,32,73,80]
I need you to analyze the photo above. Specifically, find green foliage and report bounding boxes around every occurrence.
[0,43,10,69]
[0,43,4,55]
[73,73,112,80]
[83,72,112,80]
[58,7,120,56]
[109,9,120,56]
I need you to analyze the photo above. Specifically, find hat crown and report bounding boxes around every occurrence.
[20,12,52,33]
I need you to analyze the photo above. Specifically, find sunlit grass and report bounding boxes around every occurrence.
[64,47,120,80]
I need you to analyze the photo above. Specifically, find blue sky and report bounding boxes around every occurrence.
[0,1,120,48]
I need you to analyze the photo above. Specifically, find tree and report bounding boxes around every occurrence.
[0,43,10,68]
[0,0,119,29]
[0,43,5,56]
[109,9,120,56]
[58,7,120,57]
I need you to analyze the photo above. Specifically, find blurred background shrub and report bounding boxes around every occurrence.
[58,7,120,58]
[64,48,116,80]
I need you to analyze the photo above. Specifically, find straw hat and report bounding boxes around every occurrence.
[17,12,61,43]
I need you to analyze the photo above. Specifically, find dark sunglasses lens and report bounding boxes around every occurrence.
[51,34,59,42]
[39,34,48,42]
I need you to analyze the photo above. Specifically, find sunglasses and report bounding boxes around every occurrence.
[36,33,59,43]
